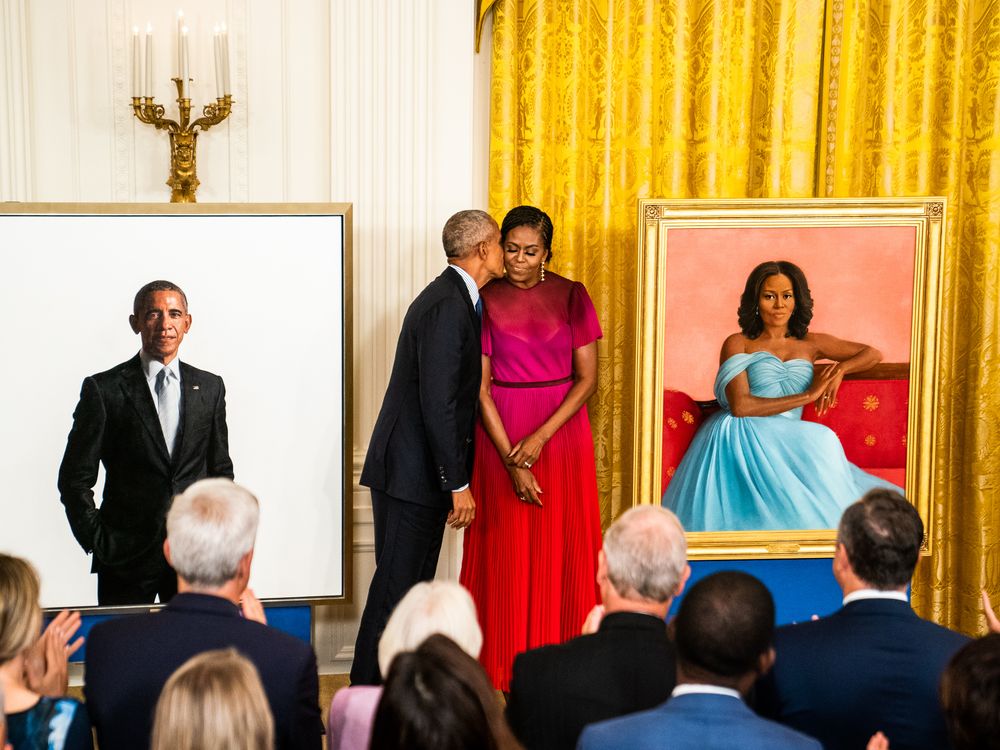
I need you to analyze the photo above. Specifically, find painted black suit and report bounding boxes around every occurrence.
[352,266,482,684]
[57,354,233,604]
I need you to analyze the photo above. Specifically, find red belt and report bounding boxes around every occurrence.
[491,375,573,389]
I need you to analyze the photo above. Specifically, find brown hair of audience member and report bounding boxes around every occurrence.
[370,634,522,750]
[0,554,43,663]
[672,570,775,691]
[939,633,1000,750]
[837,488,922,589]
[150,648,274,750]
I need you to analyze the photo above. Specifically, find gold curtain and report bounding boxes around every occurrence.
[486,0,1000,633]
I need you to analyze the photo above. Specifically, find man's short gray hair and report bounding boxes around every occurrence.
[603,506,687,603]
[166,479,259,589]
[441,209,496,259]
[377,581,482,676]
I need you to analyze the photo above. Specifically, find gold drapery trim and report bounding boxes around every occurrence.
[487,0,1000,635]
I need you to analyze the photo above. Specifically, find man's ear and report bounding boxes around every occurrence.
[163,539,172,566]
[596,549,608,585]
[674,564,692,599]
[129,314,140,334]
[757,646,776,677]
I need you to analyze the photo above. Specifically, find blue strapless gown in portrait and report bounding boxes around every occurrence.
[663,352,902,531]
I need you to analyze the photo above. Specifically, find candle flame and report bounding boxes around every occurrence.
[220,22,227,32]
[181,25,189,35]
[147,22,153,33]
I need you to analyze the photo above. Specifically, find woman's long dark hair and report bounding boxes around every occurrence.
[500,205,554,262]
[737,260,814,339]
[370,634,522,750]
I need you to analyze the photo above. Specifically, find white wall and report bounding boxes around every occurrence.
[0,0,493,674]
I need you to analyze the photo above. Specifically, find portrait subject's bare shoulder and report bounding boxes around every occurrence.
[720,333,746,362]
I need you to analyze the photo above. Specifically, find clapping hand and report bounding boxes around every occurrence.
[867,731,890,750]
[24,610,84,697]
[982,590,1000,634]
[240,588,267,625]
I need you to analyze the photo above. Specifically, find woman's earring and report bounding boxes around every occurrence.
[755,306,759,317]
[540,261,546,283]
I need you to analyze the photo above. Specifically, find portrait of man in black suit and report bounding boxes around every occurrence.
[351,209,504,685]
[58,280,234,606]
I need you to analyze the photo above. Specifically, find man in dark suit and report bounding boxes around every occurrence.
[578,571,821,750]
[506,506,690,750]
[84,478,322,750]
[755,488,969,750]
[350,209,504,685]
[58,279,233,605]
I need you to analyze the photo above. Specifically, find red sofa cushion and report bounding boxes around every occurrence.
[661,389,704,494]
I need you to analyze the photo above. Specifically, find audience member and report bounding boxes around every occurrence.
[755,488,969,750]
[578,571,819,750]
[940,633,1000,750]
[328,581,483,750]
[369,634,521,750]
[84,478,322,750]
[0,554,91,750]
[151,648,275,750]
[505,505,689,750]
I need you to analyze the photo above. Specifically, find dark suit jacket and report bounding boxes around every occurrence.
[58,354,233,572]
[84,592,322,750]
[755,598,970,750]
[360,266,481,507]
[578,693,822,750]
[506,612,677,750]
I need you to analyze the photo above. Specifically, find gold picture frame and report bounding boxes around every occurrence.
[632,198,946,560]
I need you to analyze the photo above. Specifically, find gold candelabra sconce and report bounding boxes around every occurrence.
[132,80,233,203]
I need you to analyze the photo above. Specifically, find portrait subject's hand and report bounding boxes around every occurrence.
[816,364,844,416]
[982,590,1000,634]
[240,588,267,625]
[867,731,890,750]
[508,466,543,507]
[24,610,84,697]
[806,365,838,412]
[506,431,547,470]
[448,488,476,530]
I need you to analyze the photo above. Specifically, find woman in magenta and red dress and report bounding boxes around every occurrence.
[460,205,603,690]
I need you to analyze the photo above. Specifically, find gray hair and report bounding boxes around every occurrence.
[166,479,260,589]
[603,506,687,603]
[377,581,483,676]
[441,210,496,259]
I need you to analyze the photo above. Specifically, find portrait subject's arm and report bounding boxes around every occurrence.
[809,333,882,415]
[207,377,234,479]
[57,377,105,553]
[417,300,471,490]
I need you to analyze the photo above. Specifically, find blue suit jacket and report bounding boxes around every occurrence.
[578,693,821,750]
[754,598,969,750]
[84,593,321,750]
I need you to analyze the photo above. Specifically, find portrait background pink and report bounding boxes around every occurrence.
[663,225,916,399]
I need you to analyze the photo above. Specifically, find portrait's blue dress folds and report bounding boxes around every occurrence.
[663,352,901,531]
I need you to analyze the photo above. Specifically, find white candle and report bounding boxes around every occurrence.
[213,27,223,98]
[181,26,189,98]
[220,23,231,95]
[145,24,153,97]
[132,26,140,96]
[176,10,184,78]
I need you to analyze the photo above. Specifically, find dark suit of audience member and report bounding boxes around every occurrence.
[352,210,504,685]
[507,506,690,750]
[755,489,969,750]
[84,479,321,750]
[579,571,820,750]
[58,281,233,605]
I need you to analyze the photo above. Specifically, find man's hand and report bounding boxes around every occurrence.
[240,588,267,625]
[581,604,605,635]
[24,610,84,697]
[983,590,1000,634]
[447,488,476,529]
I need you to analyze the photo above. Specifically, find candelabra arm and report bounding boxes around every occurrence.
[131,97,178,131]
[191,96,234,132]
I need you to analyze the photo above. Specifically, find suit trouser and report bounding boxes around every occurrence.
[350,489,449,685]
[97,555,178,606]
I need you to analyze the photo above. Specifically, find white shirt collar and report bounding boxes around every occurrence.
[448,263,480,307]
[139,350,182,383]
[843,588,909,606]
[671,684,742,701]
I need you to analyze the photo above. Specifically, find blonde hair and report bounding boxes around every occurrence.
[377,581,482,676]
[0,554,42,664]
[151,648,274,750]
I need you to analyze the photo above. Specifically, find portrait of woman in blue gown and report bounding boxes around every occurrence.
[662,260,903,532]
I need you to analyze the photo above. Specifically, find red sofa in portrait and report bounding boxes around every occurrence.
[661,364,909,496]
